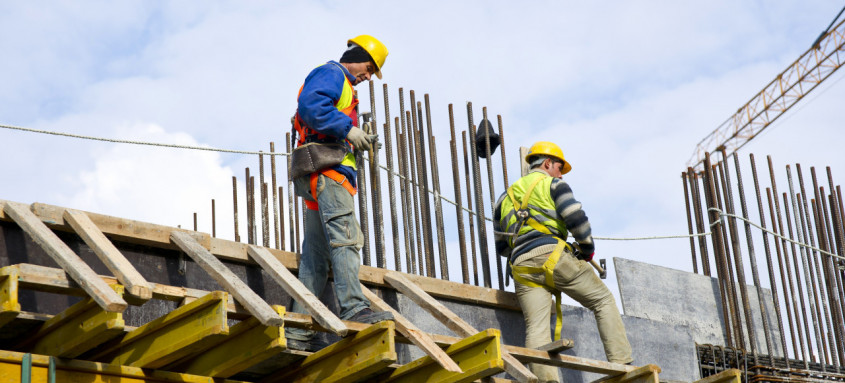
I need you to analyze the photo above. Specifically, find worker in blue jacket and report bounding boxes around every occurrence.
[286,35,393,352]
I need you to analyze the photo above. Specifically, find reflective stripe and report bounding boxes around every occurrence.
[305,169,358,211]
[498,171,568,246]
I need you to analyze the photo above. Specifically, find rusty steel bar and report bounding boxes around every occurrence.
[689,167,712,276]
[270,142,280,249]
[425,94,449,280]
[246,168,254,245]
[286,133,297,253]
[683,172,700,274]
[786,165,821,364]
[766,188,796,365]
[383,85,401,271]
[449,105,470,284]
[406,110,425,276]
[703,153,735,347]
[414,96,436,278]
[749,154,788,367]
[768,155,808,365]
[368,80,385,269]
[193,212,197,231]
[409,93,429,275]
[251,176,258,244]
[260,152,269,248]
[714,160,744,349]
[356,135,371,266]
[826,169,845,364]
[482,107,504,290]
[232,176,240,243]
[397,122,415,274]
[497,115,510,189]
[463,131,480,286]
[796,165,830,368]
[398,89,419,274]
[719,152,756,357]
[212,199,216,238]
[467,102,492,288]
[782,190,813,367]
[811,169,840,369]
[822,190,845,350]
[278,186,285,251]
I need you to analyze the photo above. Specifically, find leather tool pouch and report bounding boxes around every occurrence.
[289,143,348,180]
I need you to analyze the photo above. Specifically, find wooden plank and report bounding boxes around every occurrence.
[592,364,661,383]
[693,369,741,383]
[1,201,127,313]
[247,245,346,335]
[63,209,153,300]
[0,350,249,383]
[171,231,283,327]
[536,338,575,353]
[19,285,125,358]
[387,328,504,383]
[362,284,462,374]
[175,305,286,378]
[91,290,230,369]
[266,321,397,383]
[383,271,538,383]
[0,266,22,328]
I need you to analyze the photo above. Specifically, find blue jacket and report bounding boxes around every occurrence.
[297,61,357,186]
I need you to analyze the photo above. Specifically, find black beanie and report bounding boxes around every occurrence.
[340,45,374,64]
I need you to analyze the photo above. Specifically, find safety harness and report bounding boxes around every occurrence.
[304,169,357,211]
[505,174,571,341]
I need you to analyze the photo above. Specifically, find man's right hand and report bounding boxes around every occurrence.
[347,126,371,151]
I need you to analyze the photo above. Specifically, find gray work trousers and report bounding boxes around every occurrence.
[514,248,633,382]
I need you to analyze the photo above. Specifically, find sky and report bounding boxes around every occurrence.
[2,1,844,301]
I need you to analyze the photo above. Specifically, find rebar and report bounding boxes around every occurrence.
[425,94,448,280]
[232,176,240,243]
[703,153,735,347]
[406,110,425,276]
[278,186,285,250]
[212,199,216,238]
[766,188,796,365]
[467,102,492,288]
[270,142,280,249]
[497,115,509,188]
[383,84,401,271]
[286,134,297,253]
[683,172,700,274]
[396,123,415,274]
[357,135,371,266]
[260,152,269,247]
[811,170,841,370]
[689,167,712,276]
[193,212,197,231]
[782,190,813,367]
[398,88,419,274]
[412,94,435,278]
[463,131,480,286]
[368,80,385,269]
[483,107,503,290]
[713,160,743,348]
[449,104,470,284]
[246,168,253,245]
[822,192,845,365]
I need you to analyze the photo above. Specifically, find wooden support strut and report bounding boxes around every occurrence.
[692,369,742,383]
[171,231,283,327]
[361,284,463,374]
[0,201,127,313]
[263,321,397,383]
[590,364,661,383]
[383,271,539,383]
[62,209,153,300]
[247,244,347,336]
[387,328,505,383]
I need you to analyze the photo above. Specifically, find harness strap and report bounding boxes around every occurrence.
[505,175,552,247]
[305,169,358,211]
[510,239,570,341]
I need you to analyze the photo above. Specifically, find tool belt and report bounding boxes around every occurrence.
[289,142,349,180]
[510,239,571,341]
[303,169,357,211]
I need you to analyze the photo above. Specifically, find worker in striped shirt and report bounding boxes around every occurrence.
[493,141,632,382]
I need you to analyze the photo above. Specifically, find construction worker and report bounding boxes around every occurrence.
[285,35,393,352]
[493,141,633,381]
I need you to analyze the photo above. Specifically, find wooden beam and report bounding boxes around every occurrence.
[1,201,127,313]
[536,339,574,353]
[63,209,153,300]
[361,284,462,374]
[0,266,21,328]
[387,328,504,383]
[266,321,397,383]
[91,290,230,369]
[0,350,250,383]
[247,245,346,335]
[19,285,125,358]
[175,305,286,378]
[592,364,661,383]
[171,231,282,327]
[383,271,538,383]
[692,369,741,383]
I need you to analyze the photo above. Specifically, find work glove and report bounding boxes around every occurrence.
[361,121,382,150]
[577,251,594,262]
[346,126,371,151]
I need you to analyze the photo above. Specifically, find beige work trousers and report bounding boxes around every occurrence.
[514,249,633,382]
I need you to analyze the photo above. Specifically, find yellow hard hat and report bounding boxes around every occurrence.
[526,141,571,174]
[348,35,388,79]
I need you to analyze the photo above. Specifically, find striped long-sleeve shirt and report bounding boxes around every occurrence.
[493,170,595,262]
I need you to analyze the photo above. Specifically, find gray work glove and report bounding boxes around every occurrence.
[361,121,381,150]
[346,126,371,151]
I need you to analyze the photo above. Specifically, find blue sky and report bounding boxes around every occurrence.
[2,1,844,297]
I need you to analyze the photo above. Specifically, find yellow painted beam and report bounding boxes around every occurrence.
[0,350,249,383]
[0,266,22,328]
[91,290,230,369]
[19,285,125,358]
[265,320,397,383]
[388,328,505,383]
[175,305,287,378]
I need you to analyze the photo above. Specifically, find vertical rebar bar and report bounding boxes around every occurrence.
[383,84,401,271]
[787,165,822,364]
[398,88,419,274]
[412,94,435,278]
[397,122,415,274]
[463,131,480,286]
[279,186,285,251]
[782,191,813,367]
[270,143,280,249]
[212,199,216,238]
[251,176,258,244]
[811,169,839,369]
[749,154,788,366]
[683,172,700,274]
[714,160,744,349]
[193,212,197,231]
[766,188,795,366]
[425,94,449,280]
[826,169,845,364]
[497,115,510,188]
[482,107,503,290]
[467,102,492,288]
[246,168,253,245]
[232,176,240,243]
[689,168,712,276]
[286,134,297,253]
[406,110,425,276]
[703,153,735,347]
[821,191,845,368]
[450,104,470,284]
[260,152,269,247]
[357,136,371,266]
[368,81,385,269]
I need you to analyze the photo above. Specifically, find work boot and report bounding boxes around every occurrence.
[347,308,394,324]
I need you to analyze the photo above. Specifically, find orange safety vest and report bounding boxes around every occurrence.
[293,63,359,210]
